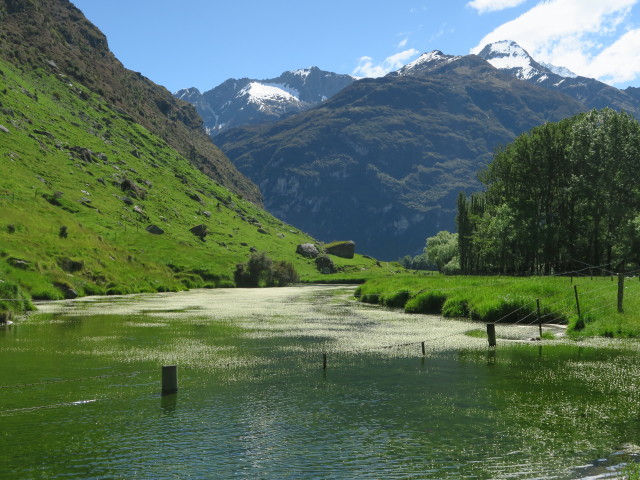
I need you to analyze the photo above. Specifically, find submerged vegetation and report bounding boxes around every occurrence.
[355,273,640,337]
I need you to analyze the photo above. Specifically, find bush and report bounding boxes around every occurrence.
[106,286,128,295]
[82,283,105,296]
[31,287,64,301]
[361,293,379,304]
[234,252,299,287]
[271,260,299,286]
[405,292,447,314]
[442,297,469,318]
[382,290,410,308]
[0,309,14,323]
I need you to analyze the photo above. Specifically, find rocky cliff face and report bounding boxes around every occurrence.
[0,0,262,204]
[175,67,355,136]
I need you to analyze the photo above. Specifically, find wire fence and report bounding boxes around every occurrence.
[2,260,638,414]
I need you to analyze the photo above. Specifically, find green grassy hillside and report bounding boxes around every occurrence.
[0,58,387,303]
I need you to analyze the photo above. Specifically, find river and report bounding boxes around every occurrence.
[1,285,639,479]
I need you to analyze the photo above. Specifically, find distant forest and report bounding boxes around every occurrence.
[457,108,640,275]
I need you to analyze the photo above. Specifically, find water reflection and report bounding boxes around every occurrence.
[160,393,177,413]
[2,288,640,479]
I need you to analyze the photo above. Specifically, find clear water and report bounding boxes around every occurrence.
[1,286,640,479]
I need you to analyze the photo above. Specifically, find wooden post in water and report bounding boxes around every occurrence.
[421,341,426,356]
[161,365,178,395]
[574,285,581,317]
[618,273,625,313]
[537,298,542,338]
[323,353,327,370]
[486,324,496,347]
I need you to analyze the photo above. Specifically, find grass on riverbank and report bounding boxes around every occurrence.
[354,273,640,337]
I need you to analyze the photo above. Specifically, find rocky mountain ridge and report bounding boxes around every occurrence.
[175,67,355,136]
[217,51,588,259]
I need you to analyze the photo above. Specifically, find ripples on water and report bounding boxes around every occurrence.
[2,286,640,479]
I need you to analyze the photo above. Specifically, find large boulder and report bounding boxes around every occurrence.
[296,243,320,258]
[190,224,208,239]
[146,225,165,235]
[324,240,355,259]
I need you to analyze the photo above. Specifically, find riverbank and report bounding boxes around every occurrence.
[354,274,640,338]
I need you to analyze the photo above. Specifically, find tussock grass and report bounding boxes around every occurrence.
[355,274,640,338]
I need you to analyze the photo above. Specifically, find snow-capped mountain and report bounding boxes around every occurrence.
[476,40,577,80]
[476,40,550,81]
[392,50,461,77]
[391,40,640,119]
[540,62,577,78]
[175,67,355,136]
[475,40,640,117]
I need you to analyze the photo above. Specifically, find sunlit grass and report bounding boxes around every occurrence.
[355,274,640,338]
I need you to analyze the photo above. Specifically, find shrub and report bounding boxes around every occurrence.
[106,286,128,295]
[382,290,410,308]
[0,309,14,323]
[405,292,447,314]
[0,281,35,312]
[82,283,105,296]
[31,287,64,301]
[271,260,299,286]
[361,293,379,304]
[234,252,299,287]
[442,297,469,318]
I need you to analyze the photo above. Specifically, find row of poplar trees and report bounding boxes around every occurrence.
[457,108,640,275]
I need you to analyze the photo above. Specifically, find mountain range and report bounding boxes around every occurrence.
[175,68,355,136]
[213,40,640,260]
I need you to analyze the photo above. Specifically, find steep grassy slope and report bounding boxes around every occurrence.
[0,0,261,204]
[0,58,386,301]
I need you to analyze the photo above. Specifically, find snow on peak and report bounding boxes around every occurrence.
[397,50,460,76]
[540,62,577,78]
[238,82,301,105]
[477,40,538,80]
[478,40,579,81]
[292,68,311,79]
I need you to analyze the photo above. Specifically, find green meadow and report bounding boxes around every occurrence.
[354,273,640,337]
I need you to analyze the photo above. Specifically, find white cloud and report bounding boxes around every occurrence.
[398,37,409,48]
[588,29,640,83]
[353,49,420,78]
[471,0,640,86]
[468,0,528,14]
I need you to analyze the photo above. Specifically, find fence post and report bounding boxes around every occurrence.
[161,365,178,395]
[537,298,542,338]
[323,353,327,370]
[574,285,581,317]
[486,324,496,347]
[421,341,426,356]
[618,273,625,313]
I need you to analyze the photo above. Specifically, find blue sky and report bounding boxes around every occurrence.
[71,0,640,93]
